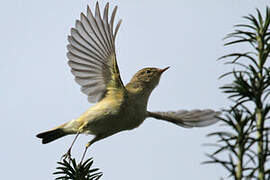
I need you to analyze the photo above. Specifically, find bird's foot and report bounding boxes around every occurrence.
[61,149,72,162]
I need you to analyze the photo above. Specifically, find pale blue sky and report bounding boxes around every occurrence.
[1,0,268,179]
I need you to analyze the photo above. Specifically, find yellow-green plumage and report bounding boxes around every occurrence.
[36,3,220,160]
[36,67,164,144]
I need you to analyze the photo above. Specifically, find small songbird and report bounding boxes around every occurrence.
[37,2,220,161]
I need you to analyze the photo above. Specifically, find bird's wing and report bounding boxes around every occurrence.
[67,2,125,103]
[147,109,220,128]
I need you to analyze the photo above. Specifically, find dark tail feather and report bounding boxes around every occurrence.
[36,128,67,144]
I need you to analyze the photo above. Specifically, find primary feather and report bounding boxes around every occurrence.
[147,109,220,128]
[67,2,125,103]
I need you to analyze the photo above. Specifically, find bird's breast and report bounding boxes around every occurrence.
[77,90,149,134]
[78,92,124,133]
[120,93,148,130]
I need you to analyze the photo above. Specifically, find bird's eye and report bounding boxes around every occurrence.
[146,70,151,74]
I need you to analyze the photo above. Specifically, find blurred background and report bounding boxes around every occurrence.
[0,0,268,179]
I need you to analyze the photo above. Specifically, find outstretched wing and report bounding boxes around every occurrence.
[67,2,125,103]
[147,109,220,128]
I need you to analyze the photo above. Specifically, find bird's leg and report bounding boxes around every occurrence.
[79,134,109,165]
[62,132,80,161]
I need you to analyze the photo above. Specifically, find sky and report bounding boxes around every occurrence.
[1,0,269,179]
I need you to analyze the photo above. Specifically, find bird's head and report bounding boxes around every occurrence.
[127,67,170,93]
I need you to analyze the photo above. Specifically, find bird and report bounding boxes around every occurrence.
[36,2,220,162]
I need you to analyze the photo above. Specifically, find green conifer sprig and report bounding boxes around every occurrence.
[54,158,103,180]
[205,7,270,180]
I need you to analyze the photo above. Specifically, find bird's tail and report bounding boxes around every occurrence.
[36,122,71,144]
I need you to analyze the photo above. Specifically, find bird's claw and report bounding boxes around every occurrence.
[61,149,72,161]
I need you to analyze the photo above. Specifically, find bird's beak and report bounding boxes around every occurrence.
[159,66,170,74]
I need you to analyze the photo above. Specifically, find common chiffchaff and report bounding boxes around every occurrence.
[37,2,220,162]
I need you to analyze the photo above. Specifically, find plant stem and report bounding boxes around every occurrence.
[236,139,243,180]
[256,108,264,180]
[256,27,265,180]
